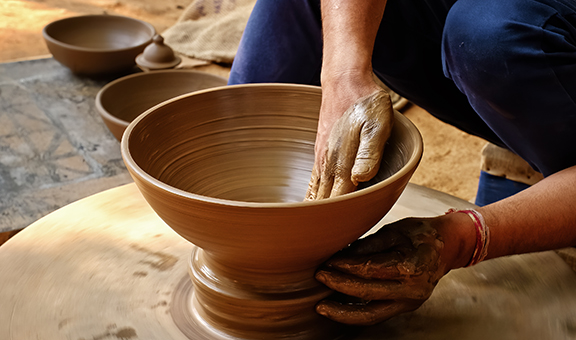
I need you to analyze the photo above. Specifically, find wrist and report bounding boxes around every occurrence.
[320,69,384,105]
[320,61,373,85]
[433,212,477,271]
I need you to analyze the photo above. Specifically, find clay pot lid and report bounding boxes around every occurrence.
[136,35,181,70]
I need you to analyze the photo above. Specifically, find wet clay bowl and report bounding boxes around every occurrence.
[96,70,227,141]
[42,15,155,76]
[122,83,423,286]
[121,84,422,338]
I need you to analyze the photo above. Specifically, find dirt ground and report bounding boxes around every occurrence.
[0,0,486,202]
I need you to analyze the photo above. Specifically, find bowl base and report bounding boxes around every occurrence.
[170,247,348,340]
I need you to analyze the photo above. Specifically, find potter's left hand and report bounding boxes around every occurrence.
[315,217,456,326]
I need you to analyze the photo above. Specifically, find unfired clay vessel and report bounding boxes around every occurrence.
[42,15,155,75]
[136,34,182,71]
[121,84,423,339]
[96,70,227,141]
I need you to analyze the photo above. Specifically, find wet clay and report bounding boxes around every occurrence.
[96,70,227,141]
[42,15,155,75]
[121,84,423,339]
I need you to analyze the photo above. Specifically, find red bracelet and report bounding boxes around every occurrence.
[446,208,490,267]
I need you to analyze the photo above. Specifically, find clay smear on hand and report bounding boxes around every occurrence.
[305,90,393,200]
[315,218,446,326]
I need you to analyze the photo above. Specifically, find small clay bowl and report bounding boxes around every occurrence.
[42,15,155,76]
[96,70,227,141]
[121,84,423,287]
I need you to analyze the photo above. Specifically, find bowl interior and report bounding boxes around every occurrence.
[97,71,228,125]
[44,15,154,50]
[126,85,419,204]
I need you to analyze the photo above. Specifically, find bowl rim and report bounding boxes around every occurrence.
[42,14,156,53]
[121,83,423,208]
[96,69,229,128]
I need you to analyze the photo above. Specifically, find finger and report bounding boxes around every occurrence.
[319,128,359,198]
[326,251,425,281]
[350,91,393,184]
[316,267,417,301]
[304,163,321,201]
[330,244,439,281]
[316,173,334,199]
[344,228,411,255]
[350,123,388,185]
[316,156,336,199]
[328,131,359,197]
[330,174,357,197]
[316,298,420,326]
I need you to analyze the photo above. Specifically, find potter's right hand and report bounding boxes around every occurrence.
[305,76,394,200]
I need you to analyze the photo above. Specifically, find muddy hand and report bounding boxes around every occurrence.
[305,90,393,200]
[315,218,448,326]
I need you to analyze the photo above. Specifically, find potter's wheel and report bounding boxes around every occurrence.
[1,183,576,339]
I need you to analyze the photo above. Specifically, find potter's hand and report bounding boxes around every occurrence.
[315,218,453,326]
[305,88,394,200]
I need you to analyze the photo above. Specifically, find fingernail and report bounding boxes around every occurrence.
[315,270,327,282]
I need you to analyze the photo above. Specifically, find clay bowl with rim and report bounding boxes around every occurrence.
[96,70,227,141]
[42,14,155,76]
[121,83,423,288]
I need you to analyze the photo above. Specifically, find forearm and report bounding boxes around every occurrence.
[435,165,576,271]
[316,0,389,143]
[480,165,576,259]
[320,0,387,82]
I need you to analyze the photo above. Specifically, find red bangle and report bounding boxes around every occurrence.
[446,209,490,267]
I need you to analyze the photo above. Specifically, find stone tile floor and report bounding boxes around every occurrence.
[0,58,134,235]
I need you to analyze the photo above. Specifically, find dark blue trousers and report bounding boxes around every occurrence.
[229,0,576,202]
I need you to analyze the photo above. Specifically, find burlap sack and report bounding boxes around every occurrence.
[162,0,257,64]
